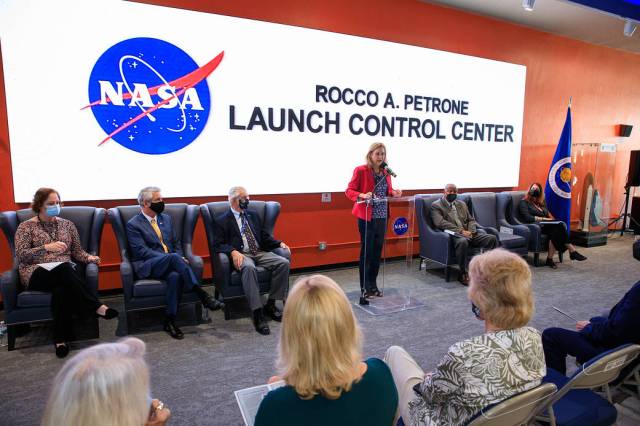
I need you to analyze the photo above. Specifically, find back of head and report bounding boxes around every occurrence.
[468,248,534,330]
[278,275,363,400]
[42,338,150,426]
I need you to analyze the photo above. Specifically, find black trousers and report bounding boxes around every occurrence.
[29,263,101,343]
[542,325,607,375]
[453,233,498,274]
[540,223,569,253]
[358,218,386,293]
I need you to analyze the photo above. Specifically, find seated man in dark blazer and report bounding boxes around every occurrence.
[212,186,290,336]
[430,183,498,285]
[542,240,640,374]
[126,186,224,339]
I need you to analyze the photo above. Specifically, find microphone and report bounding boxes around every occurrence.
[381,162,397,178]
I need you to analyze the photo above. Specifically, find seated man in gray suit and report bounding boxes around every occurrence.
[212,186,291,335]
[430,183,498,285]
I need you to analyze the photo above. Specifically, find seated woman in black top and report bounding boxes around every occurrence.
[518,182,586,268]
[255,275,398,426]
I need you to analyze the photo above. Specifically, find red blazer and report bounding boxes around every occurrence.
[345,164,394,221]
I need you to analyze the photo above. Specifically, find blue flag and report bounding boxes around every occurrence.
[544,106,572,234]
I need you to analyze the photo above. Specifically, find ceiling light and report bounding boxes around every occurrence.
[522,0,536,11]
[624,19,637,37]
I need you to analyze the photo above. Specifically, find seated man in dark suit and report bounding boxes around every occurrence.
[542,240,640,374]
[430,183,498,285]
[212,186,290,336]
[126,186,224,339]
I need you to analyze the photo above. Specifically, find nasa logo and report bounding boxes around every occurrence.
[84,37,224,154]
[393,217,409,236]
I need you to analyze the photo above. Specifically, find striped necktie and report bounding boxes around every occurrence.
[150,218,169,253]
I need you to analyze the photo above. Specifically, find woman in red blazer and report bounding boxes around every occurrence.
[346,142,402,305]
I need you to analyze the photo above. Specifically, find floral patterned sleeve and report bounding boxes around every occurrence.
[15,223,46,265]
[68,221,91,263]
[419,346,464,404]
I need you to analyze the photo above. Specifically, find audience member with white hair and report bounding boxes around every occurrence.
[385,249,546,425]
[255,275,398,426]
[42,337,171,426]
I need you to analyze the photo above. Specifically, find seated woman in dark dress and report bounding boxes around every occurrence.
[255,275,398,426]
[518,182,586,268]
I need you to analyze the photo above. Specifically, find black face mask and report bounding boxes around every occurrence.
[238,198,249,210]
[633,239,640,261]
[446,193,457,203]
[529,188,541,197]
[150,201,165,214]
[471,303,481,319]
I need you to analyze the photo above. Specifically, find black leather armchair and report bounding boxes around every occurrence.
[498,191,563,266]
[108,204,203,330]
[200,201,290,320]
[465,192,529,257]
[0,207,104,350]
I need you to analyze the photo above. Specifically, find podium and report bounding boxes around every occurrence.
[356,196,425,315]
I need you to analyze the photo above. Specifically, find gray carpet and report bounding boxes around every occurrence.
[0,235,638,425]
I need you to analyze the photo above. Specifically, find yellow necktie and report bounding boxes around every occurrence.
[151,218,168,253]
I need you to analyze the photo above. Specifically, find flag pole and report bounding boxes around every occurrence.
[569,96,572,108]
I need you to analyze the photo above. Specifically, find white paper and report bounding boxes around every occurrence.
[234,380,285,426]
[499,226,514,235]
[36,262,66,271]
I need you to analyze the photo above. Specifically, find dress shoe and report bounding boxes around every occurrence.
[365,288,383,298]
[203,296,225,311]
[263,303,282,322]
[458,273,469,286]
[545,258,558,269]
[359,296,370,306]
[163,318,184,340]
[55,343,70,359]
[252,309,270,335]
[96,307,119,319]
[569,251,587,261]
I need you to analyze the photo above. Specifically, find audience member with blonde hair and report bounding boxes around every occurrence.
[255,274,398,426]
[385,249,546,426]
[42,337,171,426]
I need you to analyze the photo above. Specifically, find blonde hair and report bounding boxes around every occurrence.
[42,338,150,426]
[277,275,363,400]
[365,142,386,168]
[468,248,534,330]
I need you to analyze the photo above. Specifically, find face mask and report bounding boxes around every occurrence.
[471,302,481,320]
[529,188,540,197]
[46,204,61,217]
[239,198,249,210]
[150,201,165,214]
[634,239,640,261]
[446,193,457,203]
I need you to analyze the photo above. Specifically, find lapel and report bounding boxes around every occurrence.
[140,212,165,246]
[226,210,242,239]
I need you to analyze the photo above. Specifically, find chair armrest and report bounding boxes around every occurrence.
[84,262,99,298]
[271,247,291,260]
[1,269,18,314]
[182,242,203,282]
[212,252,232,294]
[477,225,499,238]
[119,260,135,302]
[498,220,531,240]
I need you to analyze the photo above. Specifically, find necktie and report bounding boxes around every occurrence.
[450,204,464,229]
[240,213,259,255]
[151,218,169,253]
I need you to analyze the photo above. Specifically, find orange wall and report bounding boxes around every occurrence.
[1,0,639,290]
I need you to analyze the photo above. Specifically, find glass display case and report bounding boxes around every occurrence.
[569,142,617,246]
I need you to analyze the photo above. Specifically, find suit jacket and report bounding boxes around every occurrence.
[430,197,478,233]
[126,212,183,279]
[212,209,281,255]
[518,199,549,223]
[345,164,394,221]
[581,280,640,348]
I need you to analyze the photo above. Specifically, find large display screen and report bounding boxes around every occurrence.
[0,0,526,201]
